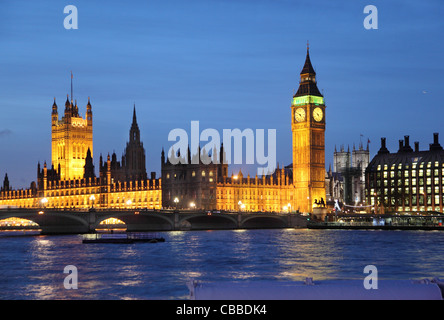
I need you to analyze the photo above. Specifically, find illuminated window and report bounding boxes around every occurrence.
[192,171,196,177]
[427,195,432,205]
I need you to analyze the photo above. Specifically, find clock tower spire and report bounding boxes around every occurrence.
[291,45,326,213]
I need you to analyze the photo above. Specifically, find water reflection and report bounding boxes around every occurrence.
[232,229,252,258]
[2,229,444,299]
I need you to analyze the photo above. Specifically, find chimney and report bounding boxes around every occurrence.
[404,136,410,148]
[398,140,404,152]
[414,141,419,152]
[430,132,443,151]
[403,135,413,152]
[378,137,389,154]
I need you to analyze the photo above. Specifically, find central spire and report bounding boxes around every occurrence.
[132,104,137,126]
[129,104,140,143]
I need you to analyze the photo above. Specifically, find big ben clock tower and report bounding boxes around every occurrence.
[291,45,326,213]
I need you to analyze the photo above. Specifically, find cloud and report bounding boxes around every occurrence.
[0,129,12,137]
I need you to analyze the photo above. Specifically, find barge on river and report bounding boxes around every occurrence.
[82,232,165,244]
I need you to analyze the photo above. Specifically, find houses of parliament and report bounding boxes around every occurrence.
[0,47,327,213]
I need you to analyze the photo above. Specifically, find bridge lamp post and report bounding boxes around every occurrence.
[287,203,292,213]
[189,202,195,210]
[238,200,242,212]
[174,197,179,210]
[40,197,48,208]
[126,199,133,208]
[89,195,96,209]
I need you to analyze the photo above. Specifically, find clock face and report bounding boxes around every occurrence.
[294,108,306,122]
[313,107,323,122]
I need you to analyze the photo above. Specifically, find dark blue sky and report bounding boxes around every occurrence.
[0,0,443,188]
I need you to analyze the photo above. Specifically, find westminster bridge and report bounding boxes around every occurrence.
[0,208,309,234]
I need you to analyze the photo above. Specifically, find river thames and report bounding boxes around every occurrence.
[1,228,443,299]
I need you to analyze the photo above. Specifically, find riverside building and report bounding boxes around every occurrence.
[365,134,444,213]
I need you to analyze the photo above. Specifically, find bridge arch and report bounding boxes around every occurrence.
[0,217,39,228]
[0,210,90,234]
[179,214,238,230]
[93,212,174,231]
[240,215,288,229]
